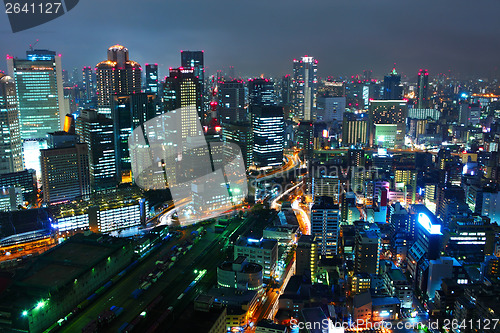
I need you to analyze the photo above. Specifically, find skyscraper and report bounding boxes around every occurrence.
[296,235,319,283]
[342,112,369,147]
[281,74,293,106]
[251,105,284,168]
[368,100,408,148]
[296,121,314,159]
[145,63,159,94]
[292,56,318,121]
[311,196,340,257]
[459,102,481,126]
[383,67,402,100]
[416,69,429,109]
[95,45,141,117]
[315,96,346,122]
[248,78,275,106]
[7,49,65,139]
[407,210,442,279]
[162,67,202,138]
[0,74,23,174]
[76,109,117,191]
[82,66,94,102]
[112,93,157,183]
[180,50,204,86]
[181,51,204,116]
[40,143,90,204]
[218,80,247,123]
[222,122,253,169]
[355,223,381,275]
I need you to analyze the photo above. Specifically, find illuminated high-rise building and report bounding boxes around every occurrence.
[355,223,381,275]
[416,69,429,109]
[407,209,442,279]
[218,80,247,123]
[181,51,204,115]
[162,67,202,139]
[383,67,402,100]
[0,74,23,174]
[112,93,157,183]
[248,78,275,106]
[296,235,319,283]
[342,112,369,147]
[320,81,345,97]
[180,50,204,88]
[368,100,408,148]
[76,109,117,191]
[145,63,159,94]
[222,122,253,169]
[292,56,318,121]
[311,196,340,257]
[395,168,417,204]
[315,96,346,122]
[82,66,94,102]
[459,101,481,126]
[251,105,284,168]
[7,49,65,139]
[95,45,141,117]
[40,143,90,204]
[280,74,293,106]
[296,121,314,158]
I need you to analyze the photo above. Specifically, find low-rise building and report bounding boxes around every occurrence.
[384,268,412,309]
[234,236,278,279]
[255,320,289,333]
[263,225,299,245]
[51,187,147,234]
[353,292,400,322]
[217,256,263,292]
[172,295,227,333]
[351,273,371,295]
[0,233,133,333]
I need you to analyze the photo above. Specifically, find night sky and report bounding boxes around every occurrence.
[1,0,500,80]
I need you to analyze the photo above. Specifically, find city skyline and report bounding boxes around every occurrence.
[1,0,500,79]
[2,2,500,332]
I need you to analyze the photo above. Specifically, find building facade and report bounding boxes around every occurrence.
[95,45,141,117]
[7,50,65,139]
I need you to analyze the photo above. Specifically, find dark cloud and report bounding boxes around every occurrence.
[1,0,499,80]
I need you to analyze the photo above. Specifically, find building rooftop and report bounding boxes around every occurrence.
[264,225,298,233]
[353,292,372,308]
[0,208,52,237]
[298,234,316,244]
[386,269,407,282]
[256,320,288,331]
[218,258,263,274]
[16,233,129,292]
[169,300,225,333]
[371,296,400,307]
[312,196,338,210]
[301,307,329,333]
[207,287,258,306]
[235,236,277,251]
[51,186,144,218]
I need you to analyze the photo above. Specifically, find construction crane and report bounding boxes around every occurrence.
[28,39,39,51]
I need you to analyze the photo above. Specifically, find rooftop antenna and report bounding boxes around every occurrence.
[28,39,39,51]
